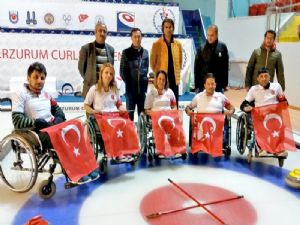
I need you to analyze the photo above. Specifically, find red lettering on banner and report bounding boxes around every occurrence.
[51,50,58,60]
[40,50,48,59]
[24,49,30,59]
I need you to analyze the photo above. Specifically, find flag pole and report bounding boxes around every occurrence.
[168,178,228,225]
[146,195,243,219]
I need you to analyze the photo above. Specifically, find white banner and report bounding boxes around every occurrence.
[0,0,180,34]
[0,32,193,95]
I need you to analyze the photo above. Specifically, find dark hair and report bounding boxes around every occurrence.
[161,18,174,33]
[130,27,142,36]
[155,70,169,90]
[257,67,270,76]
[264,29,276,39]
[27,62,47,77]
[203,73,215,83]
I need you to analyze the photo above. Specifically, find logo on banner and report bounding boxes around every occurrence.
[95,15,105,24]
[79,14,89,23]
[153,7,175,33]
[26,11,37,25]
[182,47,187,69]
[9,11,19,24]
[117,12,135,32]
[62,13,72,26]
[44,13,55,25]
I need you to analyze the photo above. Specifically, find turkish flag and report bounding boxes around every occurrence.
[251,102,296,154]
[95,112,139,157]
[191,113,224,157]
[150,110,186,156]
[42,119,98,182]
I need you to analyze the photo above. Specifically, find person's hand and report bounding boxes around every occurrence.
[224,86,230,92]
[53,116,65,125]
[245,87,250,92]
[34,118,51,130]
[119,109,127,117]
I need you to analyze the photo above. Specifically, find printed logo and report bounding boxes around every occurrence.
[26,11,37,25]
[95,15,105,24]
[152,7,175,33]
[44,13,55,25]
[117,12,135,32]
[78,14,88,23]
[9,10,19,24]
[62,13,72,26]
[182,47,187,69]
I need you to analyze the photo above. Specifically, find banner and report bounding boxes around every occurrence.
[0,31,192,96]
[191,113,225,157]
[251,102,296,154]
[0,0,179,34]
[42,119,98,182]
[150,110,186,156]
[95,112,140,157]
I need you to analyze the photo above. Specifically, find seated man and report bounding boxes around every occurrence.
[12,62,99,184]
[185,73,235,150]
[240,67,287,157]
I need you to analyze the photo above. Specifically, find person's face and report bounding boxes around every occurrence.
[204,77,216,95]
[101,67,114,87]
[27,70,46,94]
[95,24,107,44]
[263,32,275,49]
[257,72,270,87]
[207,28,218,44]
[156,73,166,91]
[163,22,174,38]
[131,30,142,49]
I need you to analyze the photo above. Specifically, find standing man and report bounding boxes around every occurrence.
[78,22,114,98]
[194,25,229,93]
[150,18,182,107]
[245,29,285,91]
[120,28,149,121]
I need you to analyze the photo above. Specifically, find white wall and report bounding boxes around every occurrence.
[215,0,300,107]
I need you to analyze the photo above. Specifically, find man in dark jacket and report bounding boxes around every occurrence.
[245,30,285,91]
[194,25,229,93]
[120,28,149,121]
[78,22,114,98]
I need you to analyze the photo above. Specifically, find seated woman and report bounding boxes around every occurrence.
[84,63,130,161]
[144,70,179,158]
[12,62,98,184]
[144,70,177,113]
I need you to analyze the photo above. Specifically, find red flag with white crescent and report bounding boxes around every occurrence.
[42,119,98,182]
[191,113,224,157]
[150,110,186,156]
[251,102,296,154]
[95,112,140,157]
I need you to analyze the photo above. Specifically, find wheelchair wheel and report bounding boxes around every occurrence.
[236,113,248,155]
[86,119,101,160]
[0,133,38,193]
[38,180,56,199]
[137,113,148,154]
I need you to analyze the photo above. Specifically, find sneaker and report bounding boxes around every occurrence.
[89,170,100,181]
[158,154,166,159]
[276,151,288,157]
[258,150,268,157]
[76,175,91,184]
[115,156,129,162]
[174,153,182,158]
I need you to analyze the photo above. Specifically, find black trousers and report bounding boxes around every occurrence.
[126,92,146,121]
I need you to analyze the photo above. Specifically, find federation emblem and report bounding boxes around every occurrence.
[95,15,105,24]
[117,12,135,32]
[44,13,55,25]
[62,13,72,26]
[152,7,175,33]
[26,11,37,25]
[79,14,88,23]
[9,10,19,24]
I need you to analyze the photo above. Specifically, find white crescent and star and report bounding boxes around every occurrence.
[61,124,81,157]
[107,118,127,138]
[158,115,176,140]
[263,113,283,131]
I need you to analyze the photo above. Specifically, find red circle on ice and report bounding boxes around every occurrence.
[140,183,257,225]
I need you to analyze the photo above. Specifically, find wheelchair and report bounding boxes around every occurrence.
[0,129,80,199]
[137,112,187,162]
[85,114,141,174]
[236,112,286,167]
[189,114,232,158]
